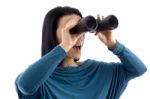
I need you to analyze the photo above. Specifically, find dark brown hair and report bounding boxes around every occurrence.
[41,6,82,57]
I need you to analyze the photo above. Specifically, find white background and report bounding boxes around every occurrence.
[0,0,149,99]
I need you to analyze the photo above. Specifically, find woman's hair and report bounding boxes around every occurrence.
[41,6,82,57]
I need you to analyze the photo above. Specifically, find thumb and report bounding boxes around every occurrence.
[97,32,104,41]
[76,33,84,40]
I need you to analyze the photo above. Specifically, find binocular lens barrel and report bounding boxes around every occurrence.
[70,15,119,34]
[70,16,97,34]
[96,15,118,32]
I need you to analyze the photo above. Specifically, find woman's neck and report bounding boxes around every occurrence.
[61,57,79,67]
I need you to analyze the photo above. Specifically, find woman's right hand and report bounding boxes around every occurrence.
[57,15,84,52]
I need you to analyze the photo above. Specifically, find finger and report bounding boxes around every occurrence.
[102,16,104,20]
[95,32,98,36]
[74,33,84,42]
[78,33,85,38]
[65,16,80,30]
[64,20,77,30]
[97,33,104,41]
[95,31,101,36]
[97,14,101,21]
[73,32,84,39]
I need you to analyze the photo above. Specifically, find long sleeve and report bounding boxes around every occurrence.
[16,45,67,95]
[14,41,147,99]
[110,41,147,81]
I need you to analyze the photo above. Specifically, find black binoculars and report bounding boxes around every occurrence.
[70,15,118,34]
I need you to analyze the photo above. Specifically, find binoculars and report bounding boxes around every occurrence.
[70,15,118,34]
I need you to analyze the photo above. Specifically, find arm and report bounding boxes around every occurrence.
[16,45,67,95]
[110,41,147,80]
[16,15,84,95]
[95,15,147,81]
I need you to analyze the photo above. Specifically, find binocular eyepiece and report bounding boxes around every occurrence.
[70,15,118,34]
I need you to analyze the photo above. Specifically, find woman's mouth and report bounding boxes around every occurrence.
[73,45,81,52]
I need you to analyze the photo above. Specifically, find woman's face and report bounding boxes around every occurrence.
[56,14,85,60]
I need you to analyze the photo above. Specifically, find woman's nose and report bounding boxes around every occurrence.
[77,36,84,43]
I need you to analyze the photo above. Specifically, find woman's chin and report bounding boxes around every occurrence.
[67,53,81,60]
[67,47,82,59]
[72,54,81,59]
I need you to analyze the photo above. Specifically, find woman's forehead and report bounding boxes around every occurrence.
[59,14,81,23]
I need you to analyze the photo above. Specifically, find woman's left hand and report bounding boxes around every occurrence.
[95,15,116,50]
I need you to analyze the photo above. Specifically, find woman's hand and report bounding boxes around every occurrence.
[95,15,116,50]
[57,15,84,52]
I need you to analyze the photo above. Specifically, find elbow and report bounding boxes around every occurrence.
[16,74,37,95]
[125,64,147,80]
[18,82,37,95]
[137,66,147,76]
[132,65,147,77]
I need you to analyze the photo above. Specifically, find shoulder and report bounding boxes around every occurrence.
[84,59,106,66]
[79,59,104,69]
[84,59,121,70]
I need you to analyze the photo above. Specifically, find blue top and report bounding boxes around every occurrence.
[15,41,147,99]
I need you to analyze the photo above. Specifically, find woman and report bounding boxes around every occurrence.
[15,6,147,99]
